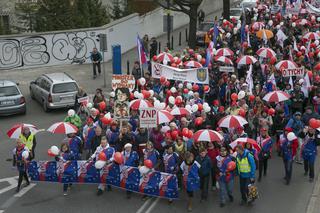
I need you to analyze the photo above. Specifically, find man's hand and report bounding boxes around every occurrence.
[250,178,255,183]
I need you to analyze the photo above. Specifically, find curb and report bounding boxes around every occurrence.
[306,172,320,213]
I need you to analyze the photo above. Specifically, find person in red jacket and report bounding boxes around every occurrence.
[207,141,220,190]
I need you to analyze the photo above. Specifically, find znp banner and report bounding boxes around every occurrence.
[151,62,209,84]
[27,161,178,199]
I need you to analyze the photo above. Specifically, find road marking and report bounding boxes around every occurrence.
[145,198,160,213]
[136,198,153,213]
[14,183,36,198]
[0,210,4,213]
[306,172,320,213]
[0,177,18,195]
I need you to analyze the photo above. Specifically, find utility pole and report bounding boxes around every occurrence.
[98,33,108,88]
[166,0,171,49]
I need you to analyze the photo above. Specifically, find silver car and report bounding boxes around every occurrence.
[0,80,26,115]
[29,73,79,112]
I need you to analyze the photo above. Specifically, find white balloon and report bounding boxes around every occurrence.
[22,151,29,159]
[185,104,192,112]
[266,8,270,13]
[276,25,280,30]
[315,40,319,46]
[317,17,320,22]
[173,56,179,62]
[137,93,144,99]
[268,20,273,26]
[95,160,106,169]
[186,83,192,90]
[299,79,304,84]
[177,95,183,100]
[226,32,231,38]
[149,90,154,97]
[236,23,241,29]
[196,54,202,62]
[134,91,139,98]
[139,77,146,86]
[110,91,115,98]
[287,132,297,141]
[300,46,306,50]
[192,104,198,112]
[178,83,183,89]
[253,16,257,21]
[203,102,209,108]
[170,87,177,93]
[161,126,170,133]
[188,91,194,97]
[238,91,246,100]
[139,166,150,175]
[87,102,93,109]
[159,102,166,110]
[68,109,75,117]
[105,112,112,119]
[168,96,175,104]
[288,14,292,19]
[280,22,284,26]
[233,28,238,34]
[292,22,296,27]
[50,146,60,156]
[204,106,211,113]
[311,16,316,21]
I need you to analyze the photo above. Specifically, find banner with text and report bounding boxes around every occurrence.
[219,66,234,72]
[112,75,136,92]
[151,62,209,84]
[282,67,305,77]
[139,108,157,128]
[27,161,178,199]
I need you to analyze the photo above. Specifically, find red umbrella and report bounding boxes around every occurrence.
[183,61,203,68]
[47,122,78,134]
[256,47,276,58]
[129,99,153,110]
[170,107,190,116]
[7,123,38,139]
[263,90,290,102]
[157,52,174,64]
[193,129,223,142]
[302,32,320,41]
[229,138,261,152]
[252,22,265,30]
[218,115,248,128]
[275,60,298,70]
[236,55,257,65]
[215,48,234,57]
[296,19,310,26]
[214,56,233,65]
[157,110,174,124]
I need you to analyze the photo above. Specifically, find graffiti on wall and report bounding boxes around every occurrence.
[0,31,99,70]
[0,36,50,69]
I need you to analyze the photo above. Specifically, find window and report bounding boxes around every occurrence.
[52,83,78,94]
[0,86,20,97]
[41,80,51,92]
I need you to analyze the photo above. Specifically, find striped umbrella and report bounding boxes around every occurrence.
[129,99,153,110]
[214,56,233,65]
[229,138,261,152]
[170,107,190,116]
[302,32,320,41]
[218,115,248,128]
[183,61,203,68]
[275,60,298,70]
[215,48,234,57]
[236,55,257,65]
[263,90,290,102]
[47,122,78,134]
[193,129,223,142]
[252,22,265,30]
[157,110,174,124]
[7,123,39,139]
[157,52,174,64]
[256,47,276,58]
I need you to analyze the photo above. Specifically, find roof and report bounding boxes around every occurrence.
[43,73,75,83]
[0,80,18,87]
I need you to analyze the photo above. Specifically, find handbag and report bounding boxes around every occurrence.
[247,184,259,202]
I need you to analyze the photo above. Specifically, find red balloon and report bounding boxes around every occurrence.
[160,76,167,84]
[165,132,172,139]
[249,95,255,102]
[101,116,112,125]
[296,51,302,57]
[231,93,238,101]
[200,58,206,65]
[203,85,210,92]
[242,41,248,48]
[192,84,199,91]
[171,63,177,67]
[238,108,246,117]
[152,55,158,61]
[142,90,150,99]
[114,152,124,164]
[175,97,182,105]
[197,103,203,111]
[309,118,319,129]
[144,159,153,169]
[98,152,107,161]
[130,92,134,100]
[171,130,179,140]
[311,43,317,49]
[176,59,181,64]
[308,71,313,79]
[195,117,203,126]
[316,120,320,128]
[183,88,189,94]
[270,56,277,65]
[315,75,320,82]
[165,81,171,87]
[268,108,275,116]
[187,130,193,138]
[99,101,106,111]
[47,149,55,157]
[166,90,172,96]
[182,128,189,137]
[227,161,236,171]
[309,52,314,58]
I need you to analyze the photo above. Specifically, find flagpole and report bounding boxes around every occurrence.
[137,35,144,78]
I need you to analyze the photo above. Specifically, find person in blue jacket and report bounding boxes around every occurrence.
[142,142,160,170]
[195,148,212,202]
[13,139,30,193]
[216,146,235,207]
[65,133,82,160]
[163,145,179,174]
[299,126,320,182]
[236,144,256,205]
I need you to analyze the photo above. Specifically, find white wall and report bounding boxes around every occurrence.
[0,0,235,70]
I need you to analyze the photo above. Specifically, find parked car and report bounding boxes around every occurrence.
[240,0,257,9]
[196,21,214,46]
[230,7,243,21]
[0,80,26,115]
[29,73,79,112]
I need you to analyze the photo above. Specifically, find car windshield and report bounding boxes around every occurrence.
[198,23,213,32]
[0,86,20,97]
[230,9,241,16]
[52,82,78,94]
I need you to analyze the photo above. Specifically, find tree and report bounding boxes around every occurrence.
[154,0,203,49]
[223,0,230,20]
[109,0,132,20]
[0,18,4,35]
[15,0,40,32]
[87,0,110,27]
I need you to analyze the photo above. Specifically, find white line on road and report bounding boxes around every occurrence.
[14,183,36,198]
[0,209,4,213]
[306,173,320,213]
[145,198,160,213]
[136,198,153,213]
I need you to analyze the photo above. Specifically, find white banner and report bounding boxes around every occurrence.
[139,108,157,128]
[151,62,209,84]
[112,75,135,92]
[282,67,305,77]
[219,66,234,72]
[77,96,89,104]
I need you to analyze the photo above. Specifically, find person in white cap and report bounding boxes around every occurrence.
[64,109,82,129]
[122,143,139,199]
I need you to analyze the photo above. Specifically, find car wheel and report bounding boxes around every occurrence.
[42,100,49,112]
[21,108,26,115]
[30,89,35,100]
